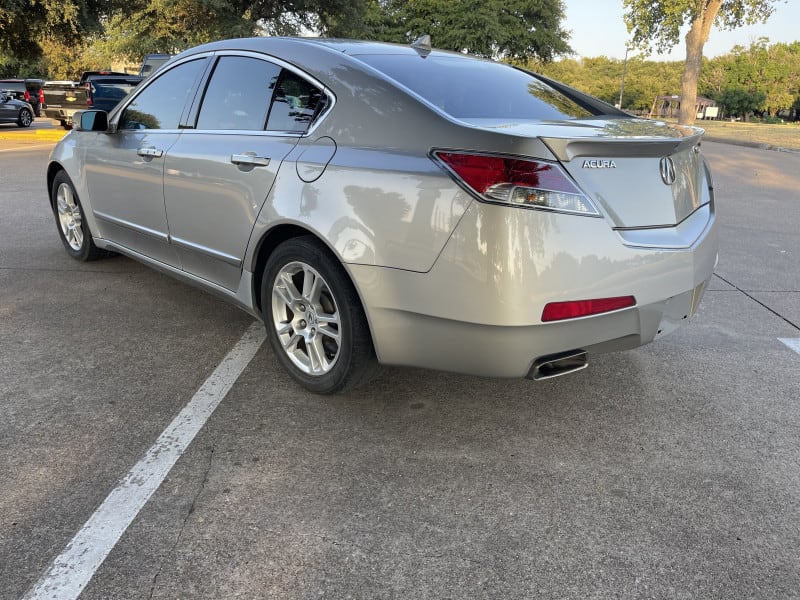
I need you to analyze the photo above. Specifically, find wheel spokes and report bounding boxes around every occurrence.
[56,183,83,251]
[270,260,341,376]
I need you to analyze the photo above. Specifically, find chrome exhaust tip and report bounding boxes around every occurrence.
[528,350,588,381]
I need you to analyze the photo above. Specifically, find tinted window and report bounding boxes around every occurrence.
[357,55,595,120]
[196,56,280,131]
[120,59,206,130]
[266,71,326,133]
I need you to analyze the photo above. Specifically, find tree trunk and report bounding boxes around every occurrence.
[679,1,723,126]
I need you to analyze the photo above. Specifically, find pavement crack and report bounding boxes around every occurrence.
[149,443,216,600]
[714,273,800,331]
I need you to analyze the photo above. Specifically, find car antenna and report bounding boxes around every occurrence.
[411,34,432,57]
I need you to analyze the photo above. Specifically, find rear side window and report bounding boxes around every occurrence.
[266,71,327,133]
[196,56,281,131]
[357,54,595,121]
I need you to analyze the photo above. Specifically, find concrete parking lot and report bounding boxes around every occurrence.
[1,137,798,599]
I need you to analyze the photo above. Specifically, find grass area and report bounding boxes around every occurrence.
[689,119,800,150]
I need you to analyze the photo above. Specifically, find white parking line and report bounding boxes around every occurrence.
[779,338,800,355]
[0,143,56,153]
[23,322,265,600]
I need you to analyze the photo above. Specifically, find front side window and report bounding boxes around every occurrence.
[120,59,206,130]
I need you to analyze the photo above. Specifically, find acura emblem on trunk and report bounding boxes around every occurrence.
[660,156,676,185]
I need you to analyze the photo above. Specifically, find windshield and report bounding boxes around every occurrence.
[356,54,597,121]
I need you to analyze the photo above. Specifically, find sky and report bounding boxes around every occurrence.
[562,0,800,61]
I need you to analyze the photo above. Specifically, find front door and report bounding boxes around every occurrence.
[83,58,208,266]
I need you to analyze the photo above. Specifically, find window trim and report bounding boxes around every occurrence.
[185,50,336,138]
[112,55,212,133]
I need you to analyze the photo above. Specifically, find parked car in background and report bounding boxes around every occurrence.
[139,54,172,77]
[47,37,718,394]
[42,81,83,129]
[44,73,143,129]
[0,78,45,116]
[0,91,34,126]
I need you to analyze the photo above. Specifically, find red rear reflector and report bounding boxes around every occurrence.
[542,296,636,322]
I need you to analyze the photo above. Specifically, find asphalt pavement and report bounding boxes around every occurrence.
[0,139,798,599]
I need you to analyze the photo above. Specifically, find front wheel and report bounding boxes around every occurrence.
[262,236,377,394]
[17,108,32,127]
[51,171,112,261]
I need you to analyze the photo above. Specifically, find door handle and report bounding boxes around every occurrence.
[231,153,270,167]
[137,147,163,158]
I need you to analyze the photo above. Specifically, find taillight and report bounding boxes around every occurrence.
[542,296,636,322]
[24,90,30,101]
[39,89,44,104]
[433,151,599,216]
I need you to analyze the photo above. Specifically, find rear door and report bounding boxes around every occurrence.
[163,54,325,290]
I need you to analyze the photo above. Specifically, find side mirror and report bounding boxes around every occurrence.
[75,110,109,132]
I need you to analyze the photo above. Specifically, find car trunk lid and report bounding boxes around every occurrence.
[462,117,707,228]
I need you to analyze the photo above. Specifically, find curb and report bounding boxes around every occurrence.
[0,129,67,142]
[703,136,800,155]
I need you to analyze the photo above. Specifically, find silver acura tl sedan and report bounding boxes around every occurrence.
[47,37,718,394]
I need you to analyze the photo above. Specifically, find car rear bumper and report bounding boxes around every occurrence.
[348,200,718,378]
[44,108,78,123]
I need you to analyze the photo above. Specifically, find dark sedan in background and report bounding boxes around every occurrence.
[0,91,34,127]
[0,78,44,116]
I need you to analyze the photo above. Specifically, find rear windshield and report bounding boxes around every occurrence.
[356,54,595,121]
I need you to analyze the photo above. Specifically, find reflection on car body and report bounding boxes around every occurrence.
[46,37,718,394]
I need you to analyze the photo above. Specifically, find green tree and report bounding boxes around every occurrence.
[717,88,766,119]
[534,55,682,114]
[624,0,781,125]
[365,0,572,62]
[700,39,800,117]
[0,0,122,64]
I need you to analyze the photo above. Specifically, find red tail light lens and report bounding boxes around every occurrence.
[24,90,30,101]
[39,89,45,103]
[433,151,599,216]
[542,296,636,322]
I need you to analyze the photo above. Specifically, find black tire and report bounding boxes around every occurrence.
[50,170,112,261]
[261,236,377,394]
[17,108,32,127]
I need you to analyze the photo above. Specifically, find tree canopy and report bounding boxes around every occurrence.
[531,39,800,121]
[623,0,782,124]
[364,0,572,62]
[0,0,572,78]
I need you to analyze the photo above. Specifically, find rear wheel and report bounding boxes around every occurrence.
[17,108,32,127]
[51,171,112,261]
[262,236,377,394]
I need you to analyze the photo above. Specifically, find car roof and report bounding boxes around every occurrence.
[180,36,474,63]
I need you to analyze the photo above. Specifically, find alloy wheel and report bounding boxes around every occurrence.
[56,182,84,251]
[270,261,342,375]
